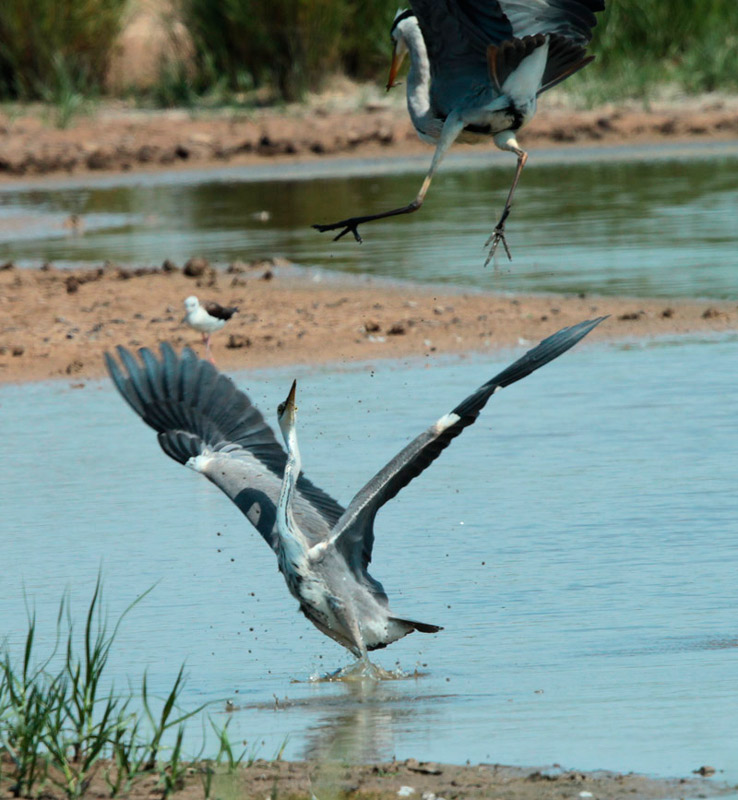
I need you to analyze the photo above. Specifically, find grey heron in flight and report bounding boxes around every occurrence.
[106,316,604,661]
[314,0,604,264]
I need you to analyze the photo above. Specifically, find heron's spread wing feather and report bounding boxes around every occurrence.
[331,318,606,577]
[487,34,547,90]
[538,35,594,93]
[411,0,512,111]
[498,0,604,45]
[412,0,602,52]
[105,344,345,551]
[410,0,601,115]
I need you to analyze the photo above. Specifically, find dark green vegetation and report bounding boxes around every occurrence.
[176,0,738,103]
[0,0,127,119]
[176,0,398,102]
[0,0,736,107]
[0,581,245,799]
[583,0,738,100]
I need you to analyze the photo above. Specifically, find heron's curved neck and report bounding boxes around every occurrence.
[401,21,437,137]
[277,427,307,560]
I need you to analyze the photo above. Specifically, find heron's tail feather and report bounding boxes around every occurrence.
[389,616,443,634]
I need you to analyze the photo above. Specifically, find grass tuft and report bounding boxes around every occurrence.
[0,580,208,799]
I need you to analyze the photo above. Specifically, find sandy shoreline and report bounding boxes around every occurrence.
[1,260,735,385]
[2,95,738,181]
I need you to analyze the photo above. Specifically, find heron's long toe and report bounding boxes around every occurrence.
[312,221,364,243]
[484,225,512,266]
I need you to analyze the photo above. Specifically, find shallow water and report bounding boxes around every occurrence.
[1,333,737,780]
[1,143,738,298]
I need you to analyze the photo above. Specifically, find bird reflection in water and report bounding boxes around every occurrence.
[302,678,432,765]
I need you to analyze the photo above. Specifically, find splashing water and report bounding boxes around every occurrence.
[307,660,424,683]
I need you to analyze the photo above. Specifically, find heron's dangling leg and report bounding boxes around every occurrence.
[342,610,369,664]
[329,598,369,664]
[485,132,529,266]
[313,115,465,243]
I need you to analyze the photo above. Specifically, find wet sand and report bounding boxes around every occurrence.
[2,94,738,180]
[1,260,735,384]
[0,754,728,800]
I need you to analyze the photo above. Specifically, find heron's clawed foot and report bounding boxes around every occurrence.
[484,225,512,266]
[312,219,364,243]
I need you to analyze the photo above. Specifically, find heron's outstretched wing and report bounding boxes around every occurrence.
[105,344,345,551]
[410,0,602,115]
[410,0,511,113]
[499,0,604,90]
[411,0,512,54]
[331,317,605,577]
[498,0,604,46]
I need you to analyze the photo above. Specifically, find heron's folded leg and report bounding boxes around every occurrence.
[485,142,528,266]
[313,115,465,243]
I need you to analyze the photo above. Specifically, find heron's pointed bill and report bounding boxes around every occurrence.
[386,44,406,91]
[278,379,298,423]
[285,379,297,410]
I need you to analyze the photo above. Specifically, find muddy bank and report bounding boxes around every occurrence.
[2,95,738,179]
[0,755,729,800]
[0,259,735,384]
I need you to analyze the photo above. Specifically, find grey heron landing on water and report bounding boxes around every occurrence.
[106,316,604,662]
[313,0,604,264]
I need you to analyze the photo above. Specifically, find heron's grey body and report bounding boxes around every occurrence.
[314,0,604,262]
[106,316,604,658]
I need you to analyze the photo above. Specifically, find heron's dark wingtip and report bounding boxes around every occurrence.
[103,350,116,375]
[574,315,608,336]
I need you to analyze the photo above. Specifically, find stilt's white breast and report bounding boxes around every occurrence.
[185,306,226,334]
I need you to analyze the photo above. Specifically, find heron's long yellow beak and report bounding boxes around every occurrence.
[386,45,406,91]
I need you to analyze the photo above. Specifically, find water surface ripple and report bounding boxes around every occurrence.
[1,333,737,779]
[1,145,737,298]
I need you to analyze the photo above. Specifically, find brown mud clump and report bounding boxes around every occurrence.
[1,261,736,384]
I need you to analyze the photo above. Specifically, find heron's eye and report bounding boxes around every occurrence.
[278,402,285,415]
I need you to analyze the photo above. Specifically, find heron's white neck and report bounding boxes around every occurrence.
[276,426,307,561]
[398,19,438,140]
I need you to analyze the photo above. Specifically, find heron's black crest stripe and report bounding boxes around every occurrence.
[390,8,415,35]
